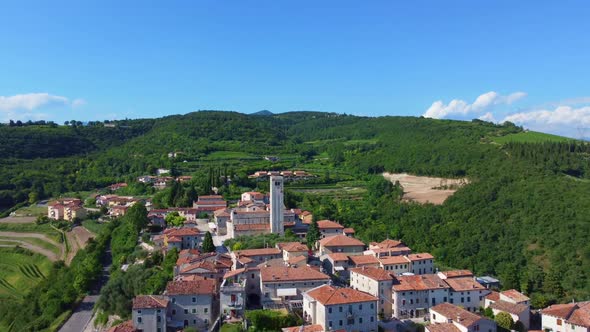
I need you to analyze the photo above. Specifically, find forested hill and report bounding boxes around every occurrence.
[1,111,589,302]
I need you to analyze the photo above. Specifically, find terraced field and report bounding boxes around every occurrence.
[0,247,52,298]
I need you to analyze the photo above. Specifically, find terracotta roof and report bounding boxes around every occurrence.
[501,289,530,303]
[343,227,355,234]
[372,239,404,249]
[351,267,396,281]
[108,320,136,332]
[430,303,486,328]
[288,255,307,265]
[490,300,529,315]
[444,277,485,292]
[426,323,461,332]
[224,268,247,279]
[165,280,216,295]
[179,249,201,257]
[371,246,412,255]
[407,253,434,261]
[180,261,218,274]
[348,255,379,266]
[317,220,344,229]
[542,302,590,327]
[176,274,206,281]
[238,256,254,264]
[485,291,500,301]
[305,284,378,305]
[282,324,324,332]
[379,256,409,265]
[236,248,281,257]
[214,208,231,217]
[327,253,349,262]
[132,295,169,309]
[167,236,182,243]
[234,223,270,231]
[281,242,308,252]
[260,266,329,282]
[319,235,365,247]
[393,274,449,291]
[440,270,473,278]
[166,227,200,236]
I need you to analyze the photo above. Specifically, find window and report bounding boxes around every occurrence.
[416,299,419,304]
[410,299,413,304]
[557,319,562,326]
[204,308,208,313]
[359,304,362,310]
[402,300,406,305]
[443,297,447,302]
[192,297,196,303]
[137,317,142,324]
[184,309,188,314]
[450,298,454,304]
[433,314,436,320]
[193,320,196,324]
[371,316,374,322]
[329,321,333,328]
[137,310,142,314]
[461,297,464,303]
[157,328,161,332]
[329,307,332,313]
[172,309,176,315]
[339,306,343,312]
[157,309,161,313]
[359,317,363,324]
[467,297,471,302]
[339,320,343,326]
[172,298,176,303]
[157,316,161,322]
[192,309,196,314]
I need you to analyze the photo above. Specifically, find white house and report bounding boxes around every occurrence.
[350,266,396,318]
[429,302,496,332]
[303,284,379,332]
[541,301,590,332]
[259,266,330,304]
[132,295,169,332]
[166,280,218,331]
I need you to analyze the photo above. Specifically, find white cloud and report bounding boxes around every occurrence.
[0,93,87,122]
[0,93,69,111]
[423,91,527,119]
[479,112,496,122]
[504,106,590,128]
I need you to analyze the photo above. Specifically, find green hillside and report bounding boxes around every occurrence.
[0,111,588,307]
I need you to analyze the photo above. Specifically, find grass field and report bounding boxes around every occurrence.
[0,236,61,257]
[491,131,572,144]
[203,151,258,160]
[82,220,107,235]
[0,222,63,243]
[0,247,52,299]
[12,204,47,217]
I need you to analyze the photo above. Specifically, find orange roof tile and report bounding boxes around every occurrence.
[317,220,344,229]
[327,253,349,262]
[108,320,136,332]
[166,227,200,236]
[426,323,461,332]
[260,266,329,282]
[542,301,590,327]
[132,295,169,309]
[407,253,434,261]
[165,280,216,295]
[440,270,473,278]
[236,248,281,256]
[444,277,485,292]
[393,274,449,291]
[305,284,378,305]
[282,324,324,332]
[348,255,380,266]
[343,227,355,234]
[501,289,530,303]
[490,300,529,315]
[319,235,365,247]
[224,268,247,279]
[431,303,487,328]
[486,291,500,302]
[379,256,409,265]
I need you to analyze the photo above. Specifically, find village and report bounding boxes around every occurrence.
[45,172,590,332]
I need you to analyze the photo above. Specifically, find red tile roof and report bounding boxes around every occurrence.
[351,267,396,281]
[236,248,281,256]
[393,274,448,291]
[108,320,136,332]
[372,239,404,249]
[542,301,590,327]
[317,220,344,229]
[165,280,216,295]
[407,253,434,261]
[224,268,247,279]
[444,277,485,292]
[430,303,487,328]
[166,227,200,236]
[260,266,329,282]
[485,291,500,302]
[281,242,308,252]
[319,235,365,247]
[379,256,409,265]
[501,289,530,303]
[180,261,218,274]
[348,255,380,266]
[343,227,355,234]
[327,253,349,262]
[426,323,461,332]
[490,300,529,315]
[305,284,378,305]
[132,295,169,309]
[440,270,474,278]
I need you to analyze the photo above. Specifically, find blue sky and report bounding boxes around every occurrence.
[1,1,589,137]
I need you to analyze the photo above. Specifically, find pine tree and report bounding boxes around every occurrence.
[306,219,320,250]
[202,231,215,253]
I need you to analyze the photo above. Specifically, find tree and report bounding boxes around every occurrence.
[165,212,185,227]
[494,312,514,331]
[513,320,525,332]
[202,231,215,253]
[306,219,321,250]
[125,203,149,232]
[483,307,494,319]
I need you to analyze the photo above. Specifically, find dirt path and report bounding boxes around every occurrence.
[0,240,60,261]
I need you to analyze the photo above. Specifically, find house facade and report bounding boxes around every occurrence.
[349,267,396,318]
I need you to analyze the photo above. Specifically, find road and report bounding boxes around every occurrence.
[59,247,112,332]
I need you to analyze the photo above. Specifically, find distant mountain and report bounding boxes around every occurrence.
[251,110,274,116]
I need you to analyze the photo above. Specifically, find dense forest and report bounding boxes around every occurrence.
[0,111,588,309]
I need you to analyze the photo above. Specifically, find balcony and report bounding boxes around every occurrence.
[220,278,246,293]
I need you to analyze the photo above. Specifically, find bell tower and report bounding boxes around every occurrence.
[270,176,284,235]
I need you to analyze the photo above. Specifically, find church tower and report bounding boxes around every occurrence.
[270,175,284,235]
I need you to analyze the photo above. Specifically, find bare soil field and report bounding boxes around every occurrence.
[383,172,468,205]
[66,226,95,264]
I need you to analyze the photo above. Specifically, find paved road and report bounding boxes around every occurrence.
[59,248,112,332]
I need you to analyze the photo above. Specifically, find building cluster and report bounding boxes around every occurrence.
[95,194,147,217]
[137,175,193,189]
[47,197,86,221]
[248,170,313,181]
